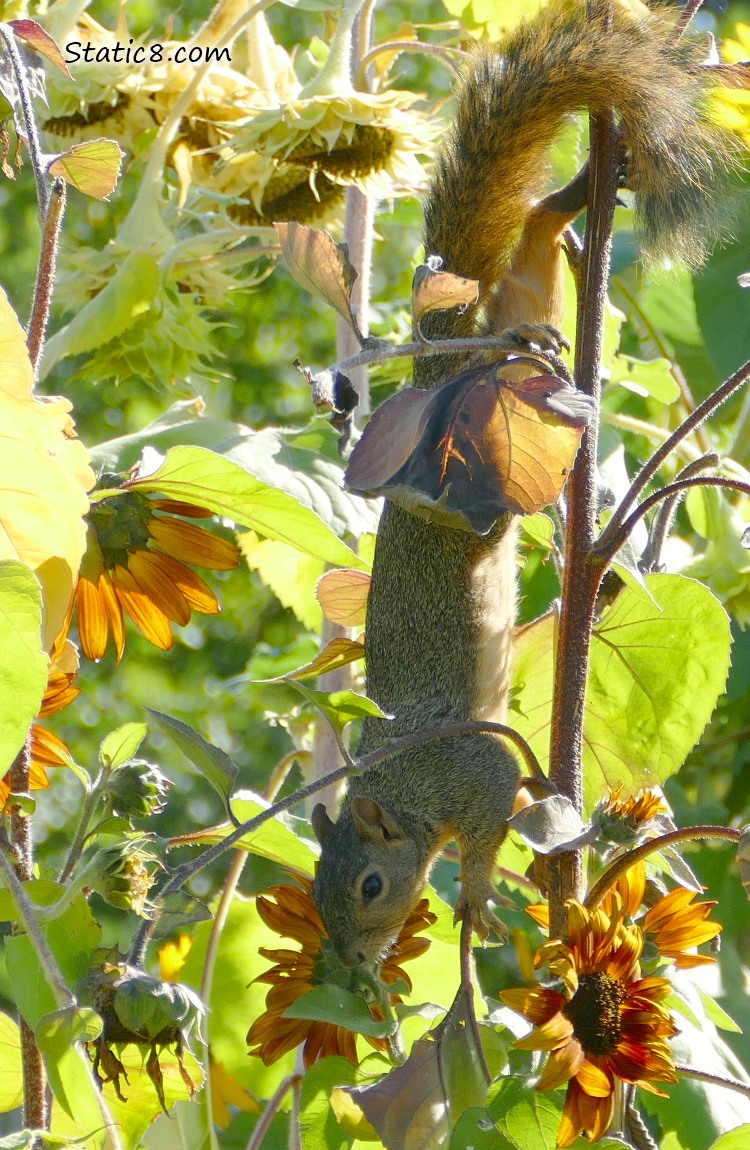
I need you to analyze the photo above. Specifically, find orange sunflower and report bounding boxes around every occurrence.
[502,899,678,1148]
[1,641,80,811]
[73,486,240,662]
[247,872,436,1068]
[528,862,721,971]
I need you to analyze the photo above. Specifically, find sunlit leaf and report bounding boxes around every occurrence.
[99,722,148,770]
[184,790,318,875]
[511,575,732,809]
[285,986,394,1038]
[0,563,47,772]
[48,139,124,200]
[412,260,479,327]
[128,445,367,569]
[286,681,387,735]
[265,636,365,681]
[0,289,93,649]
[317,568,371,626]
[36,1008,103,1119]
[0,1013,22,1113]
[346,363,592,532]
[240,532,324,630]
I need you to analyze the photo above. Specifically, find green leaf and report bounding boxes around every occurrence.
[149,892,213,941]
[298,1057,361,1150]
[710,1127,750,1150]
[696,987,742,1034]
[36,1008,103,1119]
[490,1077,565,1150]
[41,252,160,374]
[286,681,388,735]
[194,790,318,875]
[147,709,238,821]
[609,355,680,404]
[519,513,555,552]
[129,444,368,569]
[99,722,148,770]
[450,1109,513,1149]
[0,562,47,773]
[240,532,324,630]
[511,574,732,809]
[0,1012,22,1113]
[48,139,124,200]
[284,985,394,1038]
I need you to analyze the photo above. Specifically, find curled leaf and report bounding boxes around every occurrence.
[275,222,361,338]
[9,20,71,76]
[48,139,124,201]
[412,257,479,328]
[346,362,593,533]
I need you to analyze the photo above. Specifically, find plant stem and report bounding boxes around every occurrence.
[356,40,465,83]
[548,81,620,933]
[27,179,66,377]
[593,475,750,566]
[0,24,49,216]
[244,1075,301,1150]
[585,825,740,909]
[58,772,104,884]
[337,336,569,377]
[674,1065,750,1098]
[598,357,750,553]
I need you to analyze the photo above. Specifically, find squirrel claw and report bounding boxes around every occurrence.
[499,322,570,357]
[454,881,510,943]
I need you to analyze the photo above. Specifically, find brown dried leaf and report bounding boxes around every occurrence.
[346,362,592,533]
[275,222,360,336]
[9,19,72,76]
[317,568,371,625]
[412,261,480,327]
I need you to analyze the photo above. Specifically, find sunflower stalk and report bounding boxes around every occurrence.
[298,0,369,99]
[57,768,107,885]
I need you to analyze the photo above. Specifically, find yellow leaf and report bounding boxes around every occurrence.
[317,568,371,626]
[0,289,94,650]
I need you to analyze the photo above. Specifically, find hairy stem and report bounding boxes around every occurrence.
[548,88,620,933]
[0,24,49,216]
[594,475,750,566]
[585,825,740,909]
[27,179,66,376]
[598,357,750,552]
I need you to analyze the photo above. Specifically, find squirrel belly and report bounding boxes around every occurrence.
[311,3,735,966]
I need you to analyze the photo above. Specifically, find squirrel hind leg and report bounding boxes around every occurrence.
[454,833,514,943]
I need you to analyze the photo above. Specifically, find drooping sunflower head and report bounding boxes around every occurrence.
[74,483,240,662]
[247,872,435,1068]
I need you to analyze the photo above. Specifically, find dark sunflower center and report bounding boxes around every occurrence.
[563,971,626,1055]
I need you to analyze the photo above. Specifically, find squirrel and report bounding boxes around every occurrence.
[311,2,734,966]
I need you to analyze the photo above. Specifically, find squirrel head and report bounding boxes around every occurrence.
[311,796,428,966]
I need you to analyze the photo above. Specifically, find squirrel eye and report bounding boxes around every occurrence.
[361,873,383,901]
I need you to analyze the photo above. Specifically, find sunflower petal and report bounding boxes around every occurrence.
[111,565,174,650]
[148,516,240,570]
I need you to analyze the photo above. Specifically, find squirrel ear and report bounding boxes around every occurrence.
[351,796,407,844]
[311,803,335,845]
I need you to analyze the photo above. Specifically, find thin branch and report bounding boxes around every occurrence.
[356,40,465,84]
[128,717,545,964]
[0,23,49,215]
[598,358,750,552]
[594,475,750,565]
[666,0,706,47]
[585,825,740,910]
[459,910,491,1084]
[639,453,719,573]
[674,1064,750,1098]
[26,178,66,376]
[336,336,570,377]
[244,1075,301,1150]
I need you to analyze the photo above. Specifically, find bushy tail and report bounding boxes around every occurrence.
[424,4,738,288]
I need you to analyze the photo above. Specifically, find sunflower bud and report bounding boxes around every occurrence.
[86,837,158,917]
[76,960,205,1108]
[106,759,171,820]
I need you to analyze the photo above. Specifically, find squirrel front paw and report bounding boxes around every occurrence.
[453,876,511,943]
[498,322,570,357]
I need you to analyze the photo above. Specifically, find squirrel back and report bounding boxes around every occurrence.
[312,3,735,966]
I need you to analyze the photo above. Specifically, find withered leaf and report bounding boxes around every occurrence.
[10,19,72,76]
[275,222,362,339]
[317,568,371,626]
[345,987,488,1149]
[346,362,593,534]
[412,258,480,328]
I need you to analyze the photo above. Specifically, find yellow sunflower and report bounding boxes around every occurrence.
[73,490,240,662]
[502,899,678,1148]
[247,872,435,1068]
